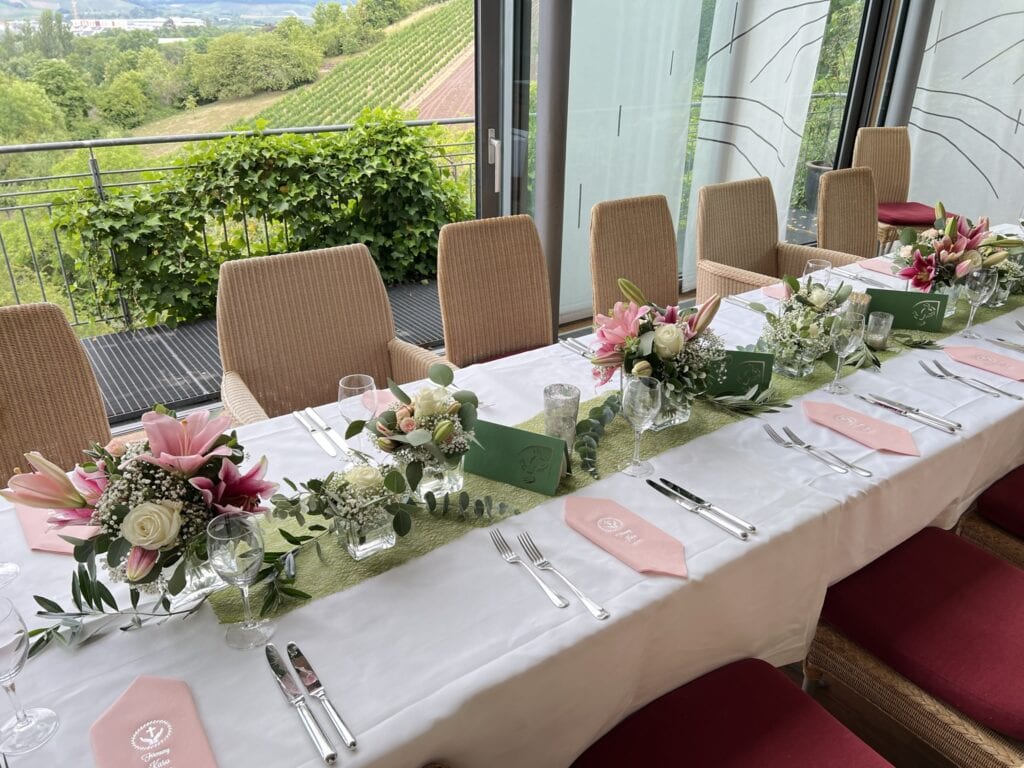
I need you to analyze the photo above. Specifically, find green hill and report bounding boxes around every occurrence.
[258,0,472,127]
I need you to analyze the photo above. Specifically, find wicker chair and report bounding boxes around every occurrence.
[804,529,1024,768]
[852,127,935,250]
[217,245,446,424]
[589,194,679,317]
[695,176,862,304]
[437,215,554,367]
[0,303,110,484]
[817,168,878,260]
[958,465,1024,569]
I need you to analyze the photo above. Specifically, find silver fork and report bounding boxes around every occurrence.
[489,529,568,608]
[832,267,888,289]
[517,532,609,620]
[919,360,1014,398]
[763,425,848,474]
[782,426,872,478]
[933,361,1024,400]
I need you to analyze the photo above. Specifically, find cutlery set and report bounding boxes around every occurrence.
[559,336,590,357]
[266,642,357,765]
[763,425,868,476]
[855,393,962,433]
[293,408,351,458]
[918,360,1021,400]
[832,267,889,289]
[987,337,1024,354]
[489,529,609,619]
[646,478,755,540]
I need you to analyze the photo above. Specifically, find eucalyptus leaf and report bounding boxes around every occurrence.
[387,378,411,405]
[428,363,454,387]
[344,420,366,439]
[405,428,433,447]
[405,461,423,492]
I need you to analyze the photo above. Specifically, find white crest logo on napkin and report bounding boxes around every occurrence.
[597,517,623,533]
[131,719,172,751]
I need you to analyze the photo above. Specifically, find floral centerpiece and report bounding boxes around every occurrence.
[350,363,478,498]
[760,275,852,378]
[591,279,725,430]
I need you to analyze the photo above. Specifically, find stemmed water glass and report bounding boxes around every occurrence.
[826,312,866,395]
[620,376,661,478]
[803,258,832,286]
[961,269,998,339]
[207,514,274,651]
[0,598,58,755]
[338,374,376,451]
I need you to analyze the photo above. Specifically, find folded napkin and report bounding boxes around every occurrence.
[945,346,1024,381]
[761,283,790,299]
[14,504,98,555]
[859,257,898,276]
[361,388,398,416]
[565,497,687,578]
[91,676,218,768]
[803,401,919,456]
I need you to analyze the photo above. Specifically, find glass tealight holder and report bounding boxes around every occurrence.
[864,311,894,350]
[543,384,581,450]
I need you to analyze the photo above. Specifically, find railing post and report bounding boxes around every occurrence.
[89,148,132,327]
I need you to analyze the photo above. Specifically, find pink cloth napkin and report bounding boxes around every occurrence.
[91,676,218,768]
[564,497,687,578]
[14,504,98,555]
[361,388,398,416]
[945,346,1024,381]
[761,283,790,299]
[803,401,919,456]
[859,257,898,276]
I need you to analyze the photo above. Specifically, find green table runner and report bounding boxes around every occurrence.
[210,294,1024,621]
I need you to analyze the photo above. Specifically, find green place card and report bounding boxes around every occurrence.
[707,350,774,396]
[865,288,948,331]
[464,420,567,496]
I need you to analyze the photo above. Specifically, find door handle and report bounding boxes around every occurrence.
[487,128,501,195]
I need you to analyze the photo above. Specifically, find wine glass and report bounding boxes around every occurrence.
[338,374,376,451]
[0,598,58,754]
[826,312,866,395]
[207,514,273,651]
[961,269,998,339]
[620,376,661,478]
[803,258,832,287]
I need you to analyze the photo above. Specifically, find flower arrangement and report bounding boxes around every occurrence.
[591,279,726,427]
[760,275,852,377]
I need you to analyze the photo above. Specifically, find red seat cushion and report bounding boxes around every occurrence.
[571,659,890,767]
[822,527,1024,740]
[976,465,1024,538]
[877,201,938,226]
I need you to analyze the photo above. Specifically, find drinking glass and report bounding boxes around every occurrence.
[961,269,998,339]
[826,312,866,395]
[803,258,832,286]
[207,514,273,651]
[338,374,376,450]
[620,376,661,478]
[0,598,58,755]
[543,384,581,450]
[865,311,894,351]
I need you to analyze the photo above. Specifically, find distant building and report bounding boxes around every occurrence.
[68,17,205,35]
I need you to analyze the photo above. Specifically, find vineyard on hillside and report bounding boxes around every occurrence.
[259,0,473,127]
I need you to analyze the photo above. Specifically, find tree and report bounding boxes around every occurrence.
[96,71,151,128]
[34,11,72,59]
[357,0,405,29]
[0,76,65,171]
[31,59,90,123]
[189,33,320,101]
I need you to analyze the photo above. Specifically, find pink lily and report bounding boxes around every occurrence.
[190,456,278,515]
[0,452,89,510]
[955,259,977,279]
[956,215,990,252]
[898,250,937,292]
[46,507,96,528]
[593,301,650,358]
[684,294,721,340]
[138,409,232,476]
[125,546,160,582]
[661,305,679,324]
[70,462,107,506]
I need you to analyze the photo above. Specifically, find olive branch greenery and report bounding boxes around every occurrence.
[574,394,622,479]
[702,387,791,416]
[892,333,944,349]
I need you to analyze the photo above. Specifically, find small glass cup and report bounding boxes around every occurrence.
[803,258,832,286]
[339,374,376,451]
[543,384,581,451]
[864,311,894,350]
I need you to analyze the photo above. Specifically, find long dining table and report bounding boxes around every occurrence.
[4,264,1024,767]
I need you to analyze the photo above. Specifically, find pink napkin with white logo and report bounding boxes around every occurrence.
[91,676,218,768]
[565,497,687,578]
[803,401,919,456]
[945,346,1024,381]
[361,388,398,416]
[13,504,98,555]
[859,257,898,276]
[761,283,790,299]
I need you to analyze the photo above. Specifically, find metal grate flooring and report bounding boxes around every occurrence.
[388,280,444,349]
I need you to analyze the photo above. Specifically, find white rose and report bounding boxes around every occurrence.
[413,386,450,418]
[343,464,382,492]
[652,324,683,359]
[899,244,914,260]
[807,287,829,308]
[121,500,183,550]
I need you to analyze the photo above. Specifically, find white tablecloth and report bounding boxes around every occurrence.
[3,278,1024,768]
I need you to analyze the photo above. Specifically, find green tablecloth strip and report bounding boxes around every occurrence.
[210,293,1024,622]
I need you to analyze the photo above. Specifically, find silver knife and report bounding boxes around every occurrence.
[288,643,357,750]
[867,393,962,431]
[558,338,588,357]
[293,411,338,457]
[646,480,749,541]
[658,479,756,533]
[988,337,1024,354]
[303,408,352,454]
[266,644,337,765]
[855,394,958,434]
[833,268,889,289]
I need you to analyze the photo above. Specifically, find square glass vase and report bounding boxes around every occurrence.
[337,511,397,561]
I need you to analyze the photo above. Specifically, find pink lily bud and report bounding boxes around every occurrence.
[125,546,159,582]
[955,260,976,279]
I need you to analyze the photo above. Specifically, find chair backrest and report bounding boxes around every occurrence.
[589,195,679,316]
[696,176,779,277]
[437,214,553,367]
[217,245,395,418]
[852,126,910,204]
[817,167,877,259]
[0,304,110,482]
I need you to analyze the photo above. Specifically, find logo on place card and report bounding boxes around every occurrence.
[737,361,766,388]
[974,353,1005,367]
[598,517,623,532]
[833,414,874,433]
[911,300,940,325]
[131,720,172,751]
